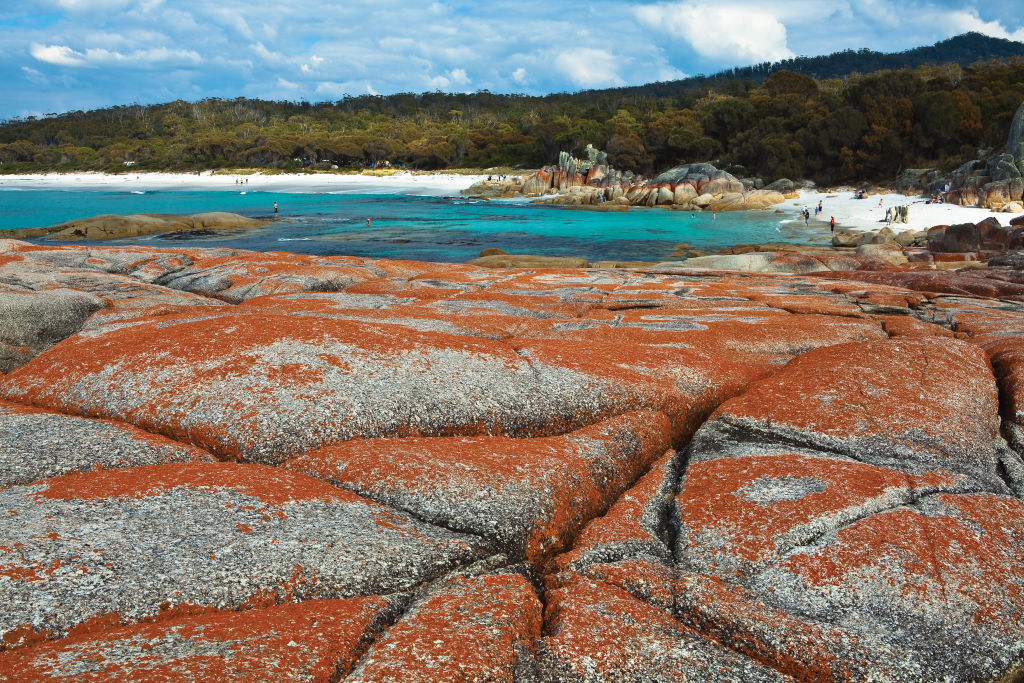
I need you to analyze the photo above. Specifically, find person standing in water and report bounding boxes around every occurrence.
[366,218,371,227]
[273,201,278,215]
[830,216,835,234]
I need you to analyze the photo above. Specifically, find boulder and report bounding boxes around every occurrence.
[33,212,268,241]
[709,192,745,212]
[943,222,980,252]
[677,253,777,272]
[741,189,786,210]
[692,193,715,207]
[672,183,697,205]
[655,185,675,205]
[856,243,907,266]
[703,177,745,195]
[521,169,553,195]
[980,179,1024,208]
[891,168,942,195]
[763,178,795,193]
[830,230,860,247]
[894,229,925,247]
[1004,201,1024,213]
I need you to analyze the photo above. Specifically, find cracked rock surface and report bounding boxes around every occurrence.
[1,239,1023,681]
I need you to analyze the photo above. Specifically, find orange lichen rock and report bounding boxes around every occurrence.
[0,463,484,650]
[0,597,396,682]
[286,411,672,567]
[0,400,214,489]
[673,336,1024,679]
[537,576,789,681]
[4,242,1024,679]
[348,572,541,682]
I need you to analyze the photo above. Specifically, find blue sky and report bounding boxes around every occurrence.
[2,0,1023,120]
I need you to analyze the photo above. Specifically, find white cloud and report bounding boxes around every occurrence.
[301,54,324,73]
[447,68,470,87]
[30,43,87,67]
[276,77,298,89]
[511,67,527,84]
[554,48,624,88]
[634,2,794,63]
[942,10,1024,41]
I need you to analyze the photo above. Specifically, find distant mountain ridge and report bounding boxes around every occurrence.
[579,32,1024,99]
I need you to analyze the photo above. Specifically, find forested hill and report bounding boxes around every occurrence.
[581,32,1024,99]
[1,34,1024,185]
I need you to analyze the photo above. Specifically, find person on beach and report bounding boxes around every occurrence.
[273,201,278,215]
[830,216,835,234]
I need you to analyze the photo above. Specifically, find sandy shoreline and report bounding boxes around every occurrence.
[0,170,488,196]
[779,189,1017,235]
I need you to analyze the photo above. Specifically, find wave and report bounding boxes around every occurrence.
[277,237,312,241]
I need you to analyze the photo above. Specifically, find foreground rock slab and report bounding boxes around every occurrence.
[1,240,1023,680]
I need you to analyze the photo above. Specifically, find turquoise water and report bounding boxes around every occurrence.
[0,187,820,262]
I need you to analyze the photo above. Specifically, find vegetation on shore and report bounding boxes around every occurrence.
[1,33,1022,185]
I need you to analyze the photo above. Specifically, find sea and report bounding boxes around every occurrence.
[0,186,823,263]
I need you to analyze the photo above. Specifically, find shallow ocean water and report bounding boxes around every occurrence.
[0,187,824,263]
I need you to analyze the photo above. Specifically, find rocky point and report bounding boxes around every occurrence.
[1,237,1023,681]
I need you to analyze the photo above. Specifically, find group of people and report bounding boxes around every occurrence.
[800,200,836,234]
[235,178,249,185]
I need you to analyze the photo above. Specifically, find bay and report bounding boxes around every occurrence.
[0,187,821,263]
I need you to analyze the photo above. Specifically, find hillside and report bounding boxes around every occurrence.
[582,32,1024,99]
[1,33,1023,184]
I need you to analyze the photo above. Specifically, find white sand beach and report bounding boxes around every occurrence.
[0,171,487,196]
[782,189,1017,234]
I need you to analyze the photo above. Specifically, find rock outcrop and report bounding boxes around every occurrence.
[473,147,788,212]
[2,239,1024,680]
[4,212,268,241]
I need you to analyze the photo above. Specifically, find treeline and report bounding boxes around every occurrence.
[586,32,1024,99]
[1,44,1024,184]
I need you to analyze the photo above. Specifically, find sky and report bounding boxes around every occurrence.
[2,0,1024,120]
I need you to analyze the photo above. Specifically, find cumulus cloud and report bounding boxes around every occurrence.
[31,44,87,67]
[942,10,1024,42]
[634,2,794,63]
[555,48,625,88]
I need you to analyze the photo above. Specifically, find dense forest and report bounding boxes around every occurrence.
[1,33,1023,185]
